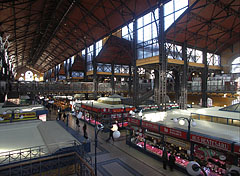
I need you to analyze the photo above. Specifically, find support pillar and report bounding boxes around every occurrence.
[93,43,98,100]
[128,64,132,97]
[84,47,88,81]
[132,19,139,107]
[111,63,115,94]
[180,42,188,109]
[156,3,167,111]
[202,49,208,107]
[174,70,180,102]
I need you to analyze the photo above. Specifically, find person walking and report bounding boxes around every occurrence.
[168,152,176,171]
[57,112,61,121]
[162,147,168,170]
[106,128,114,142]
[83,123,88,139]
[76,118,80,132]
[63,112,67,121]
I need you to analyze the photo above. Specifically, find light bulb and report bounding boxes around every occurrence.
[173,118,178,123]
[179,119,185,126]
[192,121,197,127]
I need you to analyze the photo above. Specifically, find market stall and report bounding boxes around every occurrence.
[74,97,135,128]
[126,116,240,176]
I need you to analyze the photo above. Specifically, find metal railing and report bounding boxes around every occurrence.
[0,140,81,166]
[0,140,94,176]
[8,80,238,95]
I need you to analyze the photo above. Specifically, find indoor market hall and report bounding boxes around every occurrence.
[0,0,239,176]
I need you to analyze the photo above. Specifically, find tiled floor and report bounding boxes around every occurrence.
[48,110,187,176]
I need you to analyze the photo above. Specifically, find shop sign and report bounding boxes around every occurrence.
[127,117,140,126]
[142,121,159,132]
[190,134,231,152]
[234,144,240,154]
[160,126,187,139]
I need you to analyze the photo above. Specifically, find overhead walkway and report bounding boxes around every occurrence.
[8,81,238,96]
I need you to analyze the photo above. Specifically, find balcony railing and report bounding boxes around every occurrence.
[9,80,238,95]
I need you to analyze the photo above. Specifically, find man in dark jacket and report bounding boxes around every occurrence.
[168,152,176,171]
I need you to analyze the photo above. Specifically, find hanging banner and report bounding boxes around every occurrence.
[127,117,140,126]
[142,121,159,132]
[160,126,187,139]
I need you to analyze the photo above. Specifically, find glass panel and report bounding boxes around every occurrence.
[164,14,174,30]
[137,48,144,59]
[152,42,159,56]
[217,118,228,125]
[152,23,158,38]
[144,47,152,58]
[175,8,186,20]
[137,28,144,43]
[191,114,199,120]
[200,115,211,121]
[196,50,203,63]
[137,17,143,29]
[144,24,152,42]
[175,0,188,11]
[212,117,218,123]
[154,8,159,20]
[233,120,240,127]
[164,0,174,16]
[144,13,152,26]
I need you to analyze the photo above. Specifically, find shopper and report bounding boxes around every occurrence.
[83,123,88,139]
[57,112,61,121]
[76,118,80,128]
[162,148,168,170]
[63,112,67,121]
[106,129,114,142]
[169,152,176,171]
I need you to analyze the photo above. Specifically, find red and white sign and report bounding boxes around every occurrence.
[39,114,46,121]
[127,117,140,126]
[234,144,240,154]
[160,126,187,139]
[142,121,159,132]
[190,134,232,152]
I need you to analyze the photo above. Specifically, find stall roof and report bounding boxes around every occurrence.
[96,35,132,65]
[77,100,132,110]
[188,107,240,120]
[166,0,240,54]
[220,103,240,113]
[142,109,240,143]
[71,54,85,72]
[59,63,65,75]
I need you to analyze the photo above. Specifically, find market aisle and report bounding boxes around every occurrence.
[76,119,186,176]
[48,112,186,176]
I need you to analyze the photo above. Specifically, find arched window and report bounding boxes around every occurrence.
[232,57,240,73]
[25,71,33,81]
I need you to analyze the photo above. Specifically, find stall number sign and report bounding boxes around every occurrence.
[160,126,187,139]
[142,121,159,132]
[190,134,231,152]
[234,144,240,154]
[127,117,140,126]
